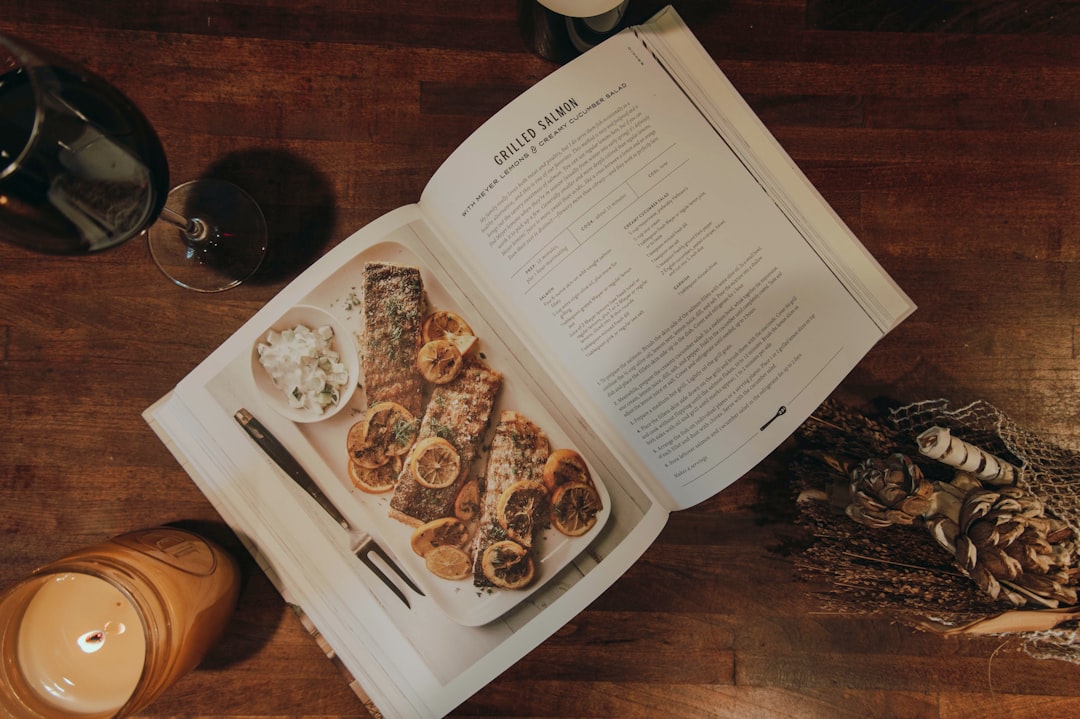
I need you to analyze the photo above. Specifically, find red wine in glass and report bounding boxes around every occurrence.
[0,35,266,292]
[0,62,168,253]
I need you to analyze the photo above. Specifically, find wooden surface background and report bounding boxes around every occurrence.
[3,1,1080,717]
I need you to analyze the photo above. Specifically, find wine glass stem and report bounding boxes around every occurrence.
[159,206,210,243]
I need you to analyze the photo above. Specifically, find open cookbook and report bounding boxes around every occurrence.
[144,6,915,717]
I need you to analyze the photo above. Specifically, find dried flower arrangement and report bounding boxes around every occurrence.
[792,397,1080,662]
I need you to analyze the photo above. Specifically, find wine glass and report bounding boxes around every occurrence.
[0,33,267,292]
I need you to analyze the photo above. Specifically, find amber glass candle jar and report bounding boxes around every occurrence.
[0,527,240,718]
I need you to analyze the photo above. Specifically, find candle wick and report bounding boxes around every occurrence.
[77,629,108,652]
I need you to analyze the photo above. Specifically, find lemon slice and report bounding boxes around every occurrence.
[424,545,472,581]
[495,480,549,547]
[551,481,602,537]
[422,309,479,358]
[409,516,471,557]
[542,448,592,493]
[409,436,461,489]
[422,310,474,344]
[348,456,399,494]
[481,540,535,590]
[454,480,481,522]
[451,333,479,359]
[364,401,417,457]
[346,419,387,469]
[416,339,463,384]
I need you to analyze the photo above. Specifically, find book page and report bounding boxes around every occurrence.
[147,206,671,718]
[419,11,913,510]
[144,10,914,714]
[636,7,913,332]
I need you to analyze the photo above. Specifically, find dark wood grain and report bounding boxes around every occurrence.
[4,1,1080,717]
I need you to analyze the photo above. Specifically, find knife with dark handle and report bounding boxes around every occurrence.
[234,408,424,608]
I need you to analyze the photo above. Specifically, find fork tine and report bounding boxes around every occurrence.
[363,540,426,596]
[357,551,411,608]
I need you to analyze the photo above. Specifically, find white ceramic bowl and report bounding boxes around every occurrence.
[250,304,359,423]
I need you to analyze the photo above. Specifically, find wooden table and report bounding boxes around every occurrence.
[4,1,1080,716]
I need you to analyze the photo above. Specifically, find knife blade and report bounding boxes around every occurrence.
[234,408,424,607]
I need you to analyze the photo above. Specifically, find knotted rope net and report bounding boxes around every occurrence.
[794,397,1080,662]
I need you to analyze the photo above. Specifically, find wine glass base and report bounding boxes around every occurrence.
[148,179,267,292]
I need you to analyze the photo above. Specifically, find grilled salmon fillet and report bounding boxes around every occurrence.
[389,358,502,526]
[360,262,425,417]
[472,410,550,587]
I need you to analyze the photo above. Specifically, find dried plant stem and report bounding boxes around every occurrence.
[987,639,1011,695]
[807,414,847,433]
[841,551,965,578]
